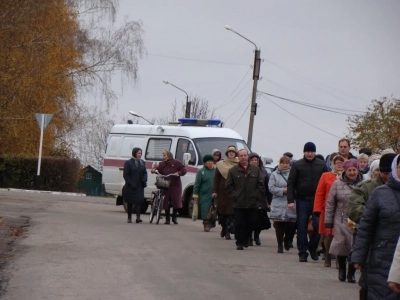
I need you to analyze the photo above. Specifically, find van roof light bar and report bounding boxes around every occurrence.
[178,118,221,127]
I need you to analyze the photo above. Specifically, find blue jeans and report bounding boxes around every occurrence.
[296,199,320,256]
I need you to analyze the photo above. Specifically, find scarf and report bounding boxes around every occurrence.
[216,157,239,179]
[391,154,400,182]
[331,166,343,179]
[131,157,145,167]
[342,173,363,186]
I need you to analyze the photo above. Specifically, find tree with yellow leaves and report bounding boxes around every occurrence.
[347,97,400,153]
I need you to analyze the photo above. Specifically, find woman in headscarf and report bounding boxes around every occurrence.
[269,155,296,253]
[193,154,216,232]
[151,150,187,225]
[350,155,400,299]
[123,147,147,223]
[314,153,345,267]
[212,145,239,240]
[367,159,381,181]
[248,152,272,246]
[212,149,221,166]
[325,158,363,283]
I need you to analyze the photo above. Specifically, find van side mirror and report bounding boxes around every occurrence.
[261,155,273,165]
[183,153,191,166]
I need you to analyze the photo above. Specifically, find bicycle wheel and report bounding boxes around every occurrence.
[149,194,157,223]
[156,195,164,224]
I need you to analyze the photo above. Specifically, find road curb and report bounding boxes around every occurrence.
[0,188,86,197]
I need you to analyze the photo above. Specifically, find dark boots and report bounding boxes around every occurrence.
[165,209,170,225]
[347,263,356,283]
[165,209,178,224]
[275,222,284,253]
[172,209,178,224]
[254,230,261,246]
[135,204,142,223]
[337,256,347,282]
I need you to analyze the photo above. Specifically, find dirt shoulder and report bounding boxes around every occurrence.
[0,216,30,298]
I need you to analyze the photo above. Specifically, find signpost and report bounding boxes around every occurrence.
[35,113,53,189]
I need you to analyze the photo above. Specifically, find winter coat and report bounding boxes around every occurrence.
[155,159,187,210]
[324,174,360,256]
[212,168,234,215]
[123,158,147,205]
[314,172,338,235]
[225,164,265,209]
[269,168,296,221]
[259,170,272,210]
[349,174,400,300]
[389,237,400,284]
[193,166,215,220]
[287,157,327,203]
[347,175,385,224]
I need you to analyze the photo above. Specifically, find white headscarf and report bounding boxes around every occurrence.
[391,154,400,182]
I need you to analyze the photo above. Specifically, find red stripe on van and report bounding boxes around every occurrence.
[103,158,199,173]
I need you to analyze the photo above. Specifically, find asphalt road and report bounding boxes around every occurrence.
[0,190,359,300]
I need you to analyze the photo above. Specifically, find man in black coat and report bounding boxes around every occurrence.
[226,149,265,250]
[287,142,327,262]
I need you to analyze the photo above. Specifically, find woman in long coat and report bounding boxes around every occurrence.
[314,153,344,267]
[248,153,271,246]
[325,159,363,283]
[152,150,187,225]
[350,155,400,299]
[193,154,216,232]
[269,155,296,253]
[123,147,147,223]
[212,146,239,240]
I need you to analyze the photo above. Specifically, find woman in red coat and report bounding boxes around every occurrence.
[314,153,344,267]
[152,150,187,225]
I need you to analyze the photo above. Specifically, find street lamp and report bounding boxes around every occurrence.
[129,111,154,125]
[163,80,191,118]
[224,24,261,149]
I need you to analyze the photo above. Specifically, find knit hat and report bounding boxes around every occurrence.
[283,152,293,158]
[248,152,260,160]
[379,153,397,173]
[369,159,380,176]
[359,148,372,156]
[202,154,214,163]
[343,158,358,171]
[303,142,316,153]
[316,154,324,161]
[225,146,238,156]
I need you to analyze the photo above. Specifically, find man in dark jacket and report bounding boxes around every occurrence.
[347,153,396,300]
[287,142,327,262]
[226,149,265,250]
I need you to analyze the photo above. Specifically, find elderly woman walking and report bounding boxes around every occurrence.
[325,159,363,283]
[269,155,296,253]
[212,145,239,240]
[193,155,216,232]
[350,155,400,299]
[248,152,272,246]
[123,147,148,223]
[314,153,344,267]
[151,150,187,225]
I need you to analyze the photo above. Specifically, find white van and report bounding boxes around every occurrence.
[102,118,250,215]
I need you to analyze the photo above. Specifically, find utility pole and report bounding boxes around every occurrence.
[247,49,261,149]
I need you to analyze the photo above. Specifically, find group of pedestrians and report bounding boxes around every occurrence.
[122,139,400,299]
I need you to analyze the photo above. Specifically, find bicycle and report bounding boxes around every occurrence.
[149,172,177,224]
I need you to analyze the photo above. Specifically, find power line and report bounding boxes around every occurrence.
[262,59,365,107]
[259,92,362,116]
[215,67,252,109]
[233,103,251,129]
[216,79,252,110]
[225,93,252,119]
[263,96,341,138]
[148,53,249,66]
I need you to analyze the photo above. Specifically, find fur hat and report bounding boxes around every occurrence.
[225,146,238,157]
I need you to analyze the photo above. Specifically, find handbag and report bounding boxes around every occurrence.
[207,198,217,228]
[155,175,170,189]
[192,200,198,222]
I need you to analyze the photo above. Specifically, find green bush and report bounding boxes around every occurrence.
[0,155,80,192]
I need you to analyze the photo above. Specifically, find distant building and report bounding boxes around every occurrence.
[78,165,108,196]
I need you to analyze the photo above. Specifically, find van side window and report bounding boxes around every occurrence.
[145,138,172,161]
[106,136,121,157]
[176,139,197,165]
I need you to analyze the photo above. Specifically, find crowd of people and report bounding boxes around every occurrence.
[123,139,400,300]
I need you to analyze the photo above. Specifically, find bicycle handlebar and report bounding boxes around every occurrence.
[153,170,179,177]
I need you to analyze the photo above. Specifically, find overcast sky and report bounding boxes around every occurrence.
[107,0,400,161]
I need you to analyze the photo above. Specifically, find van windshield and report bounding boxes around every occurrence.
[193,138,250,165]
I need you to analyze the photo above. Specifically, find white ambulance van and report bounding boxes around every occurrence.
[102,118,250,215]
